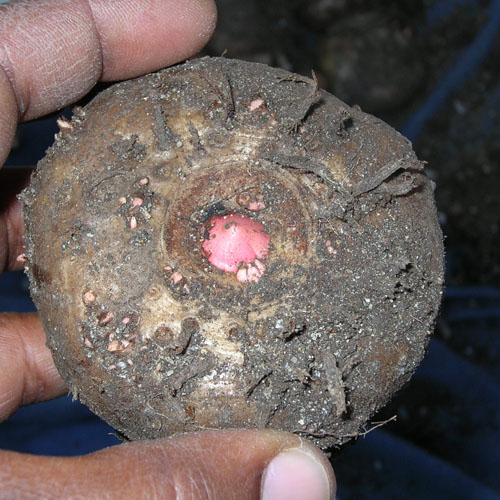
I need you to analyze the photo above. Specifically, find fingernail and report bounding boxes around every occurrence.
[261,448,332,500]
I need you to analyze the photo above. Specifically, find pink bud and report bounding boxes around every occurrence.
[248,201,266,211]
[16,253,27,263]
[237,260,266,283]
[249,98,264,111]
[171,271,184,284]
[202,214,270,275]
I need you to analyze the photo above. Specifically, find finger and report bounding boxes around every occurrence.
[0,0,217,163]
[0,0,217,119]
[0,430,336,500]
[0,313,66,422]
[0,61,18,167]
[88,0,217,81]
[0,168,31,273]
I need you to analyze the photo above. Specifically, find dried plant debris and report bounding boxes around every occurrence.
[20,57,444,449]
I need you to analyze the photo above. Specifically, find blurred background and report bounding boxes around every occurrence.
[1,0,499,498]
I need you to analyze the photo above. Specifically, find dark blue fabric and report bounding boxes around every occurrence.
[403,0,500,140]
[0,396,119,456]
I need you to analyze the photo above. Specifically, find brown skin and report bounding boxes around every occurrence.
[0,1,335,498]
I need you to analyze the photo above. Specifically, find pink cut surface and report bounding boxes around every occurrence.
[202,214,270,273]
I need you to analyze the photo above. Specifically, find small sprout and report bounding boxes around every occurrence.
[236,267,247,283]
[171,271,183,284]
[107,340,121,352]
[107,339,131,353]
[84,337,93,348]
[132,197,143,208]
[16,253,27,263]
[118,196,127,206]
[122,317,131,325]
[56,116,73,131]
[248,200,266,211]
[98,311,114,326]
[236,259,266,284]
[249,98,264,111]
[164,267,188,291]
[236,192,266,211]
[83,290,96,305]
[139,177,149,186]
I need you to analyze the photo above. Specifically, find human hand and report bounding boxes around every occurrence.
[0,1,335,498]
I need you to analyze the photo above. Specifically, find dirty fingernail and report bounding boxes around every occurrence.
[261,448,332,500]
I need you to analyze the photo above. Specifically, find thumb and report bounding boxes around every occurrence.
[0,429,335,499]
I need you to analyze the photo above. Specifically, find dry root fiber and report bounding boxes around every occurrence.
[21,57,444,449]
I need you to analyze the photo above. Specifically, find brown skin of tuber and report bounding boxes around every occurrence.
[20,56,444,450]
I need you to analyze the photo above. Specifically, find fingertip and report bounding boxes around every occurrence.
[90,0,218,80]
[187,0,218,51]
[261,442,336,500]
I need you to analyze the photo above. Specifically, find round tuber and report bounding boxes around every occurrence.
[20,57,444,449]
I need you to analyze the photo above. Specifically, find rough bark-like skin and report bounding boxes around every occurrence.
[21,57,444,449]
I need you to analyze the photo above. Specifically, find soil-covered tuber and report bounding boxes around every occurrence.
[21,57,444,449]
